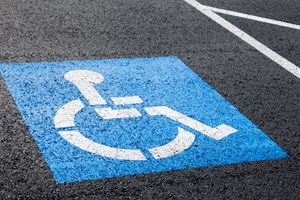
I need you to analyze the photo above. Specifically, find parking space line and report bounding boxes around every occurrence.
[184,0,300,79]
[203,5,300,30]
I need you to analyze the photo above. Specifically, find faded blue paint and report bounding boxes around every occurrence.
[0,56,287,183]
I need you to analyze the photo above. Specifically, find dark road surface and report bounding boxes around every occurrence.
[0,0,299,199]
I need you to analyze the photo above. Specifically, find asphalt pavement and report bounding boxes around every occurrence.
[0,0,299,199]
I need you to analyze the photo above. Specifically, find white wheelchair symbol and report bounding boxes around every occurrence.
[54,70,237,160]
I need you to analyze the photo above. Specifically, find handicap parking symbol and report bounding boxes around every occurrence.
[0,56,287,183]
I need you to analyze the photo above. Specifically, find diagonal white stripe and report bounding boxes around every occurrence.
[184,0,300,79]
[203,5,300,30]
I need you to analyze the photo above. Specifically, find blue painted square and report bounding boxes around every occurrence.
[0,56,287,183]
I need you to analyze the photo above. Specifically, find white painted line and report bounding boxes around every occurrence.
[111,96,143,105]
[95,107,142,119]
[184,0,300,79]
[145,106,237,140]
[149,127,195,159]
[60,130,147,160]
[203,5,300,30]
[64,70,107,105]
[54,99,84,128]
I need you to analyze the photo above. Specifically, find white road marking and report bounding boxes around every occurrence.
[184,0,300,79]
[149,127,195,159]
[203,5,300,30]
[64,70,107,105]
[59,130,147,160]
[95,107,142,119]
[145,106,237,140]
[111,96,143,105]
[54,99,84,128]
